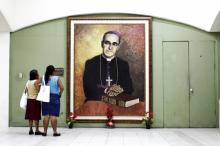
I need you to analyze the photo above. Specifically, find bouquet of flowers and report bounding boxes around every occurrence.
[66,112,77,128]
[142,112,153,129]
[106,105,114,128]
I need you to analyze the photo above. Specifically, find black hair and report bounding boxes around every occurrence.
[29,69,38,80]
[45,65,55,84]
[101,31,121,48]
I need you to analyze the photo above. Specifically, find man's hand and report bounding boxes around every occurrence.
[106,84,124,97]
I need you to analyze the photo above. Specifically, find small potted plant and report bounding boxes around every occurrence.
[142,112,153,129]
[66,112,77,129]
[106,105,114,128]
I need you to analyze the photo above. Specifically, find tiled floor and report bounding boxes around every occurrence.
[0,128,220,146]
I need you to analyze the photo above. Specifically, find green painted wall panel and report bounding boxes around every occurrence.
[163,41,189,127]
[10,19,67,126]
[218,35,220,127]
[152,18,219,127]
[189,41,216,127]
[152,36,164,127]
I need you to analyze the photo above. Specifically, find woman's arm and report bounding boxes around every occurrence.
[58,78,64,96]
[34,79,41,91]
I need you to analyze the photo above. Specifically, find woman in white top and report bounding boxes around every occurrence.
[25,69,43,135]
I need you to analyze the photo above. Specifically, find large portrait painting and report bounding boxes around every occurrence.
[67,16,152,121]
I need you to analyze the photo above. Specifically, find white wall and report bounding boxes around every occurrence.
[0,32,10,131]
[0,0,11,129]
[0,11,11,32]
[1,0,219,32]
[211,11,220,32]
[0,0,13,31]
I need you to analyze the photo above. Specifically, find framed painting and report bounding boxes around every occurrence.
[67,16,152,122]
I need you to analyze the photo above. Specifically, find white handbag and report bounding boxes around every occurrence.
[36,76,50,102]
[20,81,29,110]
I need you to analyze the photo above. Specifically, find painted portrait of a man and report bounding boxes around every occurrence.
[68,19,151,118]
[83,31,133,101]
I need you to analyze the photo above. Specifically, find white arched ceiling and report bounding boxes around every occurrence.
[0,0,220,32]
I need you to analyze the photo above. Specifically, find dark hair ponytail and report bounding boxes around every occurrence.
[45,65,55,84]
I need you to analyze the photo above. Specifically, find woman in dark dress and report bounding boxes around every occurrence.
[25,69,43,135]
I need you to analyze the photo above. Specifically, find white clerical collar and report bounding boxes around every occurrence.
[102,54,115,62]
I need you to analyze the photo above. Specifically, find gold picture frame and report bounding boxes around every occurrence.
[67,15,152,122]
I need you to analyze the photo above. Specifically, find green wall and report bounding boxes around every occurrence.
[152,18,220,127]
[10,19,67,126]
[9,16,220,127]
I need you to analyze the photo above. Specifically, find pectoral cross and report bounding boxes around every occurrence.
[106,76,113,87]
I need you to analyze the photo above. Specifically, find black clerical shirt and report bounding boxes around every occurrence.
[83,55,133,101]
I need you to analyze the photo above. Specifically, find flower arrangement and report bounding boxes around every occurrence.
[106,105,114,128]
[66,112,77,128]
[142,112,153,129]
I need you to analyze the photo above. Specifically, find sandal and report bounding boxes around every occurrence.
[35,131,43,135]
[29,130,34,135]
[53,133,61,136]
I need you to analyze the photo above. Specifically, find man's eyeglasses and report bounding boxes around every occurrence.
[103,41,119,47]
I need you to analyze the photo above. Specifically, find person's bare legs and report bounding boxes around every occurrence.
[28,120,34,135]
[34,120,43,135]
[42,116,50,136]
[51,116,60,136]
[34,120,39,132]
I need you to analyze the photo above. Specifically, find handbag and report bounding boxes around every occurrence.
[36,76,50,102]
[20,81,28,110]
